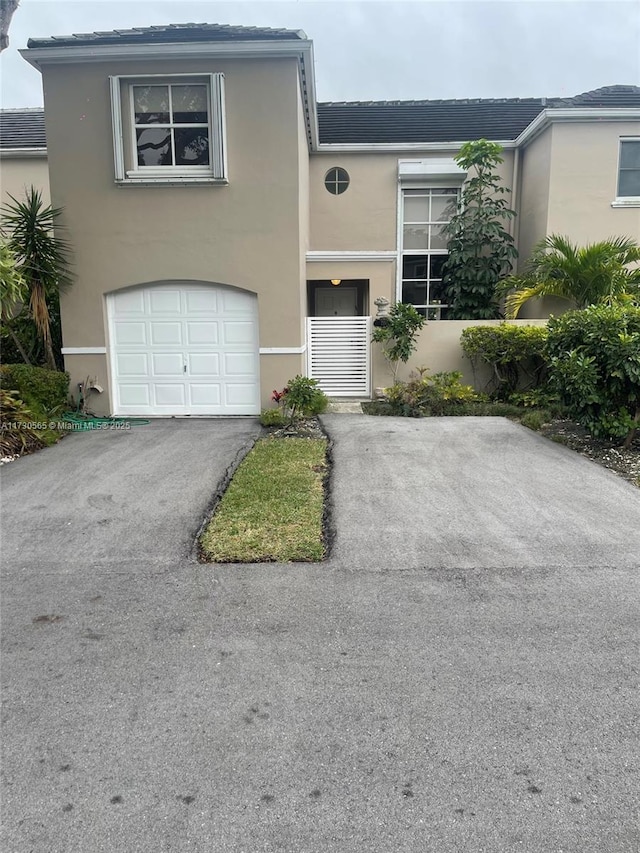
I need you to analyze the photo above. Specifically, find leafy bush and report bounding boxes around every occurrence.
[259,408,287,428]
[0,389,45,457]
[271,375,328,424]
[0,363,69,418]
[519,410,552,432]
[546,304,640,447]
[460,323,549,399]
[384,369,478,417]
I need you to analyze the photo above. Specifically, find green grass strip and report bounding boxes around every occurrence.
[200,437,328,563]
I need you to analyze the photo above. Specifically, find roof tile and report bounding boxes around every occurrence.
[27,22,307,49]
[0,109,46,150]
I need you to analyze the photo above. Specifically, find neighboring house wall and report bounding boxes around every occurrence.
[0,153,50,208]
[517,126,552,266]
[39,57,307,412]
[546,120,640,243]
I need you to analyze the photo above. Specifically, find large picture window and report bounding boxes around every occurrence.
[401,188,458,318]
[110,74,227,184]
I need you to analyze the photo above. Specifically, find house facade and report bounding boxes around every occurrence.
[1,23,639,415]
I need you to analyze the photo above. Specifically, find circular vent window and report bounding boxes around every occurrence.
[324,166,350,195]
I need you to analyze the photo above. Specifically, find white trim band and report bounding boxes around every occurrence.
[259,345,307,354]
[21,39,314,68]
[61,347,107,354]
[316,141,516,153]
[307,251,396,262]
[611,197,640,207]
[0,148,47,158]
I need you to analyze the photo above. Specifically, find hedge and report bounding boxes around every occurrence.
[0,364,70,418]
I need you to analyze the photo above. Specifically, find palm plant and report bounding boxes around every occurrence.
[2,188,72,369]
[0,240,31,363]
[500,234,640,318]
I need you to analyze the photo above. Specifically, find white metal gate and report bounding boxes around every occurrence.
[306,316,371,397]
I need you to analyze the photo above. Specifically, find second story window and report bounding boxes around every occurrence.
[133,83,210,168]
[618,139,640,199]
[110,74,227,184]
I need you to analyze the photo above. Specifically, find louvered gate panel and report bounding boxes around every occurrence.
[307,317,371,397]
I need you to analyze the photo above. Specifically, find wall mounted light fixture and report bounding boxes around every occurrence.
[330,279,341,286]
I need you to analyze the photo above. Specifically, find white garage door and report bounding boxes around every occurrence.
[108,282,260,416]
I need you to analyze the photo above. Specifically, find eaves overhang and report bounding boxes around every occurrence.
[19,38,319,150]
[515,107,640,148]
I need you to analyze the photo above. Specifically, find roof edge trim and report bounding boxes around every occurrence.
[516,107,640,147]
[20,39,314,69]
[315,141,517,153]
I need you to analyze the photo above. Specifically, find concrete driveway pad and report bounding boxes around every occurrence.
[1,416,639,852]
[324,415,640,570]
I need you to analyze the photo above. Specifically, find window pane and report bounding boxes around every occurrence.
[620,142,640,169]
[430,224,449,250]
[619,169,640,197]
[172,85,208,123]
[403,256,428,278]
[431,194,457,222]
[136,128,172,166]
[404,195,429,222]
[134,86,170,125]
[429,279,449,302]
[174,128,210,165]
[429,255,448,278]
[402,281,427,305]
[403,225,429,249]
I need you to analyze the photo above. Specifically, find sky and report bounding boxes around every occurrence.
[1,0,639,108]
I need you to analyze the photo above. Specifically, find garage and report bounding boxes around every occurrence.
[107,282,260,416]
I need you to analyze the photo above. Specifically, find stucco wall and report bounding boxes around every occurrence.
[309,150,517,252]
[39,56,307,411]
[517,127,552,266]
[389,319,548,393]
[546,120,640,243]
[0,154,50,209]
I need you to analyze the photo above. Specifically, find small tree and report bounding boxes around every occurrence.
[372,301,426,382]
[442,139,517,319]
[2,188,72,370]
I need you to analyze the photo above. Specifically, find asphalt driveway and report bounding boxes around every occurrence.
[1,416,639,852]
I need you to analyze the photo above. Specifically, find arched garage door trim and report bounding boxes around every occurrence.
[107,281,260,416]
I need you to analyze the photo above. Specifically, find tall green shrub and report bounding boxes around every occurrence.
[546,305,640,447]
[442,140,517,319]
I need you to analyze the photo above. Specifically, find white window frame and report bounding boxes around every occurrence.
[398,186,460,319]
[612,137,640,208]
[109,73,227,185]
